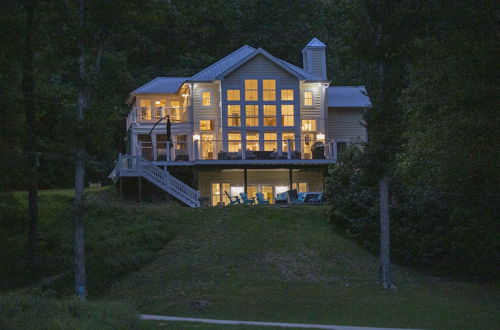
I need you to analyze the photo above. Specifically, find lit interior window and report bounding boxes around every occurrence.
[245,79,258,101]
[263,79,276,101]
[246,132,259,151]
[227,89,240,101]
[304,91,313,106]
[282,132,295,152]
[264,132,277,151]
[301,119,317,131]
[263,105,276,126]
[281,89,294,101]
[202,91,211,106]
[228,105,241,126]
[228,132,241,152]
[245,105,258,126]
[199,120,213,131]
[281,105,294,126]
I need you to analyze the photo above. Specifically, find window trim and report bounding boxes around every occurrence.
[302,90,314,107]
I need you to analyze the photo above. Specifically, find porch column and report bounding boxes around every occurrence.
[152,134,157,161]
[289,168,293,190]
[244,168,248,193]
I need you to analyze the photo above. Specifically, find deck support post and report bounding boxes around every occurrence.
[244,168,248,193]
[289,168,293,190]
[138,176,142,202]
[119,177,123,199]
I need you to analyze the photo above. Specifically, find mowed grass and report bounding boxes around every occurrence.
[1,188,498,329]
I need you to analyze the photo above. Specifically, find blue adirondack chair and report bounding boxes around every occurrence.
[239,192,255,205]
[225,191,240,205]
[256,192,270,205]
[308,192,324,204]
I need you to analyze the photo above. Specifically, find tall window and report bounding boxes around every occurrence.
[246,132,259,151]
[140,99,151,120]
[264,133,277,151]
[211,183,230,206]
[201,134,214,159]
[228,132,241,152]
[200,120,213,131]
[281,89,294,101]
[263,105,276,126]
[292,182,308,193]
[227,89,240,101]
[170,100,180,121]
[245,79,258,101]
[301,119,317,131]
[263,79,276,101]
[245,105,258,126]
[304,91,313,106]
[281,105,294,126]
[282,132,295,152]
[153,99,166,120]
[228,105,241,126]
[175,135,187,150]
[202,91,211,106]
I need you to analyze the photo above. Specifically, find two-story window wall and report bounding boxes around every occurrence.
[222,78,299,154]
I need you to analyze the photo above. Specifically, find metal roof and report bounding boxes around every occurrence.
[327,86,372,108]
[189,45,256,81]
[132,77,189,94]
[304,37,326,47]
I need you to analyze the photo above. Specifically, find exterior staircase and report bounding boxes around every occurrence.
[109,155,200,207]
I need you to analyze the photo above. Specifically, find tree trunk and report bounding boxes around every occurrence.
[74,0,87,300]
[379,172,394,289]
[22,0,38,270]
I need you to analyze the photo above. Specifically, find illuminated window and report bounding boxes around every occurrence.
[140,99,151,120]
[170,100,181,121]
[176,135,187,150]
[199,120,213,131]
[201,134,214,159]
[292,182,308,193]
[263,105,276,126]
[245,105,259,126]
[227,89,240,101]
[245,79,258,101]
[202,91,211,106]
[281,105,294,126]
[264,132,277,151]
[304,91,313,106]
[228,132,242,152]
[228,105,241,126]
[301,119,317,131]
[281,89,294,101]
[263,79,276,101]
[211,183,231,206]
[282,132,295,152]
[246,132,259,151]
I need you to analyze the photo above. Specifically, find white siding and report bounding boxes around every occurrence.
[327,108,367,142]
[193,82,221,140]
[300,82,322,118]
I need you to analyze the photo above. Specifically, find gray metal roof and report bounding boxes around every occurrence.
[132,77,189,94]
[189,45,256,81]
[305,37,326,47]
[327,86,372,108]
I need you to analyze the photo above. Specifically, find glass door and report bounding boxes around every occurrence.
[261,185,274,204]
[201,134,214,160]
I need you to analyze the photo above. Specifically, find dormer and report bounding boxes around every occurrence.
[302,38,327,80]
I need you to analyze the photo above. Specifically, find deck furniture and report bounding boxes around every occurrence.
[256,192,270,205]
[308,192,324,204]
[225,191,241,205]
[239,192,255,205]
[275,192,288,204]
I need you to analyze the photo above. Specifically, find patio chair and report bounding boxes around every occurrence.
[256,192,270,205]
[308,192,324,204]
[239,192,255,205]
[224,191,240,205]
[275,192,288,205]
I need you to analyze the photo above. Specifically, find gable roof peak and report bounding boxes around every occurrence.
[305,37,326,47]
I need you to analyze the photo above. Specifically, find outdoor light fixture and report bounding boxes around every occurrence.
[193,134,201,141]
[317,133,325,140]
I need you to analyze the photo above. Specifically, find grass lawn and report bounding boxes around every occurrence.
[1,188,498,329]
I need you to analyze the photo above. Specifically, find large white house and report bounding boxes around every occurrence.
[111,38,371,207]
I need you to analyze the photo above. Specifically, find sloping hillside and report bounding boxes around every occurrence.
[1,188,498,329]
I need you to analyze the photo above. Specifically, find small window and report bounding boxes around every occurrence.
[199,120,213,131]
[301,119,317,131]
[228,105,241,126]
[246,132,259,151]
[245,105,259,127]
[281,89,294,101]
[263,79,276,101]
[245,79,258,101]
[304,91,313,106]
[227,89,240,101]
[263,105,276,126]
[228,132,242,152]
[176,135,187,150]
[281,105,294,126]
[202,91,211,106]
